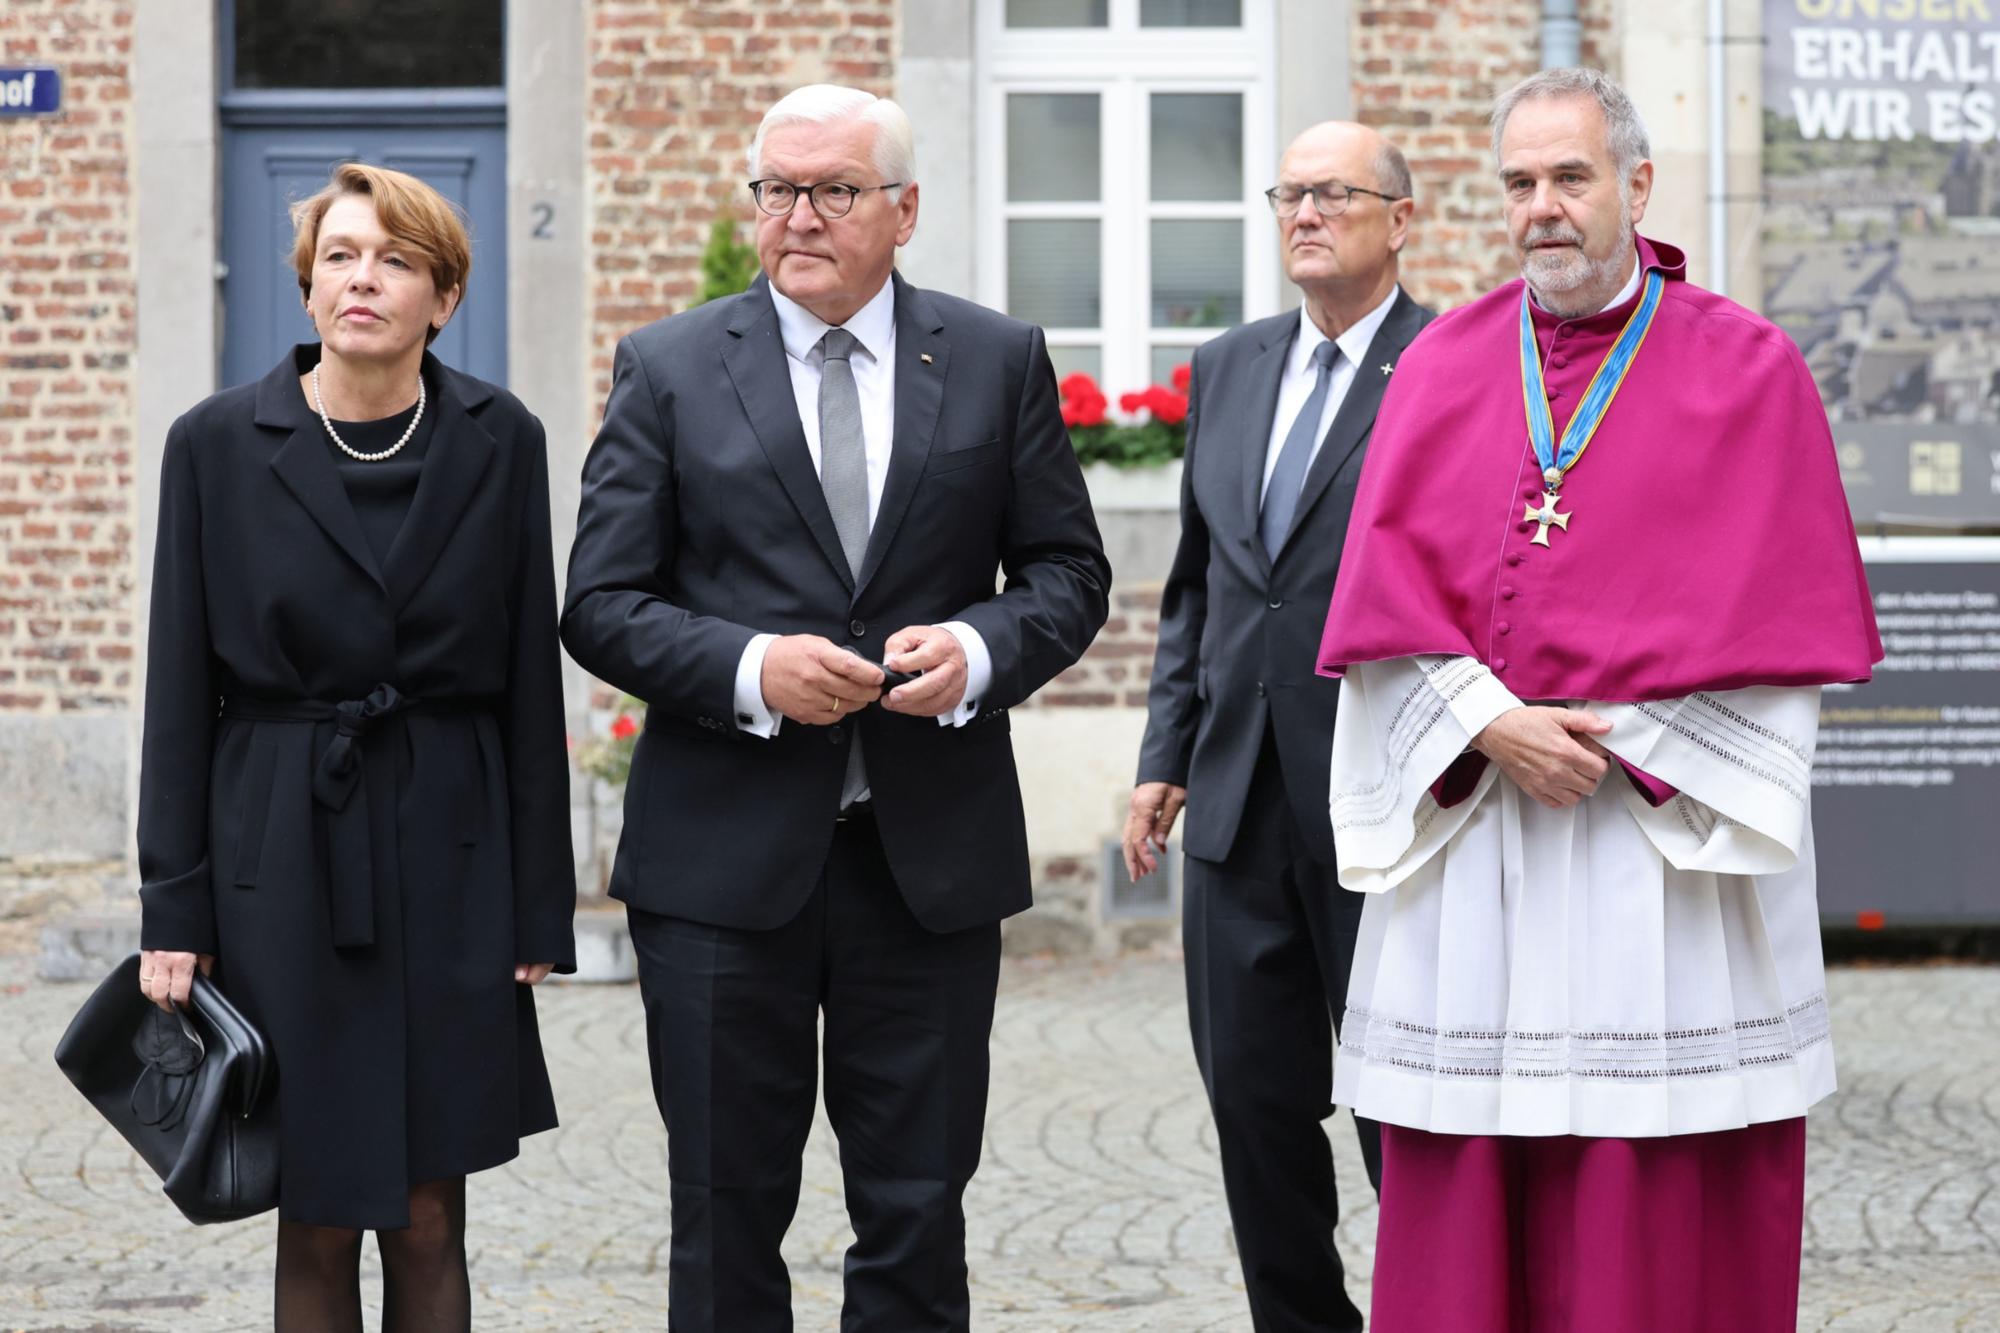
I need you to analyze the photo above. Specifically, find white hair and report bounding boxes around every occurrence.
[749,84,916,197]
[1490,66,1650,180]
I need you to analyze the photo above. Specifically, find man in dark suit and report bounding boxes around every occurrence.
[561,84,1109,1331]
[1122,122,1432,1332]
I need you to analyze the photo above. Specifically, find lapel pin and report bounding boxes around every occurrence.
[920,353,934,365]
[1380,362,1394,375]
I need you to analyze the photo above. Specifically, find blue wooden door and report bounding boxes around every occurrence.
[221,124,508,389]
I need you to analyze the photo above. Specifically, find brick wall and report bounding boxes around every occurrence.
[1353,0,1620,311]
[1026,583,1161,711]
[586,0,898,415]
[0,0,135,715]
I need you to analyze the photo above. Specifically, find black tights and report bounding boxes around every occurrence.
[274,1177,470,1332]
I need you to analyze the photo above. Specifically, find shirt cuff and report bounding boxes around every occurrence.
[1442,660,1524,744]
[734,633,781,737]
[934,621,991,728]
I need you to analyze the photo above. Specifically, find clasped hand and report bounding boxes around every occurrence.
[1470,706,1615,809]
[761,626,969,726]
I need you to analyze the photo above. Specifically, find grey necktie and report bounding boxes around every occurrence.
[1260,340,1340,562]
[819,328,870,578]
[818,328,870,806]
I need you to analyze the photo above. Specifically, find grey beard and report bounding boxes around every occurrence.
[1523,214,1636,318]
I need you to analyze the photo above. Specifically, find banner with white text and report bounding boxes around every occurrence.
[1763,0,2000,528]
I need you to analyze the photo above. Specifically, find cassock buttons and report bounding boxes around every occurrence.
[1502,587,1516,600]
[1523,488,1539,500]
[1507,553,1523,567]
[1494,657,1509,672]
[1547,387,1562,400]
[1551,356,1567,369]
[1497,621,1512,635]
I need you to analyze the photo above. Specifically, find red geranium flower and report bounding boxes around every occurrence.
[1171,362,1191,392]
[610,713,638,741]
[1072,390,1107,427]
[1058,371,1100,402]
[1145,385,1188,426]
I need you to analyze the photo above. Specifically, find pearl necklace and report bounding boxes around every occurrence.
[312,363,425,462]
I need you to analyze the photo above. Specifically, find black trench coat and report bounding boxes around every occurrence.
[136,346,576,1229]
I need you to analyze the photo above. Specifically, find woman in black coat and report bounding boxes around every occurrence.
[135,162,575,1330]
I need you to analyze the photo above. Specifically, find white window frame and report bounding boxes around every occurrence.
[977,0,1279,400]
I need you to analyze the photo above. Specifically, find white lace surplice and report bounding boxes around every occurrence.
[1328,655,1834,1138]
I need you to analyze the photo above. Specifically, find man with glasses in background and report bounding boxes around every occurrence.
[564,83,1109,1331]
[1123,121,1429,1332]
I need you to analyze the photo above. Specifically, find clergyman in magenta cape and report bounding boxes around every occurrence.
[1315,235,1882,702]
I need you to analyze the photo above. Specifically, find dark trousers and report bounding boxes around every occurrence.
[1185,729,1382,1333]
[627,812,1003,1333]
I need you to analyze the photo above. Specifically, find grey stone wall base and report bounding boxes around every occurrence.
[38,912,140,982]
[0,716,128,861]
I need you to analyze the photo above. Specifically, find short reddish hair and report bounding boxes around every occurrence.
[289,162,471,343]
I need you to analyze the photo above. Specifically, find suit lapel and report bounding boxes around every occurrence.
[381,354,496,610]
[856,274,944,599]
[1238,317,1296,578]
[723,277,854,591]
[260,349,386,591]
[1276,290,1425,559]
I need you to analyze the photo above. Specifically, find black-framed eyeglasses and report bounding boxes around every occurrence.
[748,178,904,219]
[1263,181,1406,219]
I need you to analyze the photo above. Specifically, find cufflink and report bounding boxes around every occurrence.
[737,713,754,724]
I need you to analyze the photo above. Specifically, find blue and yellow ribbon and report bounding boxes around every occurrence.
[1518,267,1664,495]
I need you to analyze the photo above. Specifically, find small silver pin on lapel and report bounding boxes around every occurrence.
[1380,362,1394,376]
[920,353,934,365]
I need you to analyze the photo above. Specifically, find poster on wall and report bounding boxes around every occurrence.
[1762,1,2000,527]
[1814,544,2000,925]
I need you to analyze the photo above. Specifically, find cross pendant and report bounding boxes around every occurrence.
[1524,490,1571,547]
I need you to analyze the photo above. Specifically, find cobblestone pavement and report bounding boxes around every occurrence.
[2,953,1996,1330]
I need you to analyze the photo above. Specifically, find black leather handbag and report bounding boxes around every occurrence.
[53,952,280,1224]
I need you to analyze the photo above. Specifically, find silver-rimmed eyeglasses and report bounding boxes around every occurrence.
[1263,181,1406,219]
[748,179,905,219]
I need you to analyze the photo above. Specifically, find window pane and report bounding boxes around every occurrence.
[1007,0,1110,26]
[1140,0,1242,25]
[1151,220,1241,328]
[1008,94,1100,203]
[1151,344,1198,385]
[1151,94,1242,203]
[236,0,502,89]
[1048,345,1103,383]
[1010,220,1102,328]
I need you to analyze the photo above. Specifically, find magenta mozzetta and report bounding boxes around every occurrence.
[1316,236,1883,704]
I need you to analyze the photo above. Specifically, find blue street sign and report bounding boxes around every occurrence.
[0,68,61,117]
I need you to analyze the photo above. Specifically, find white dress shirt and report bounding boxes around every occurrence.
[1260,285,1403,502]
[732,276,992,738]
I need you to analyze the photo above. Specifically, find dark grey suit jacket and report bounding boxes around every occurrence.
[562,273,1111,932]
[1136,289,1434,864]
